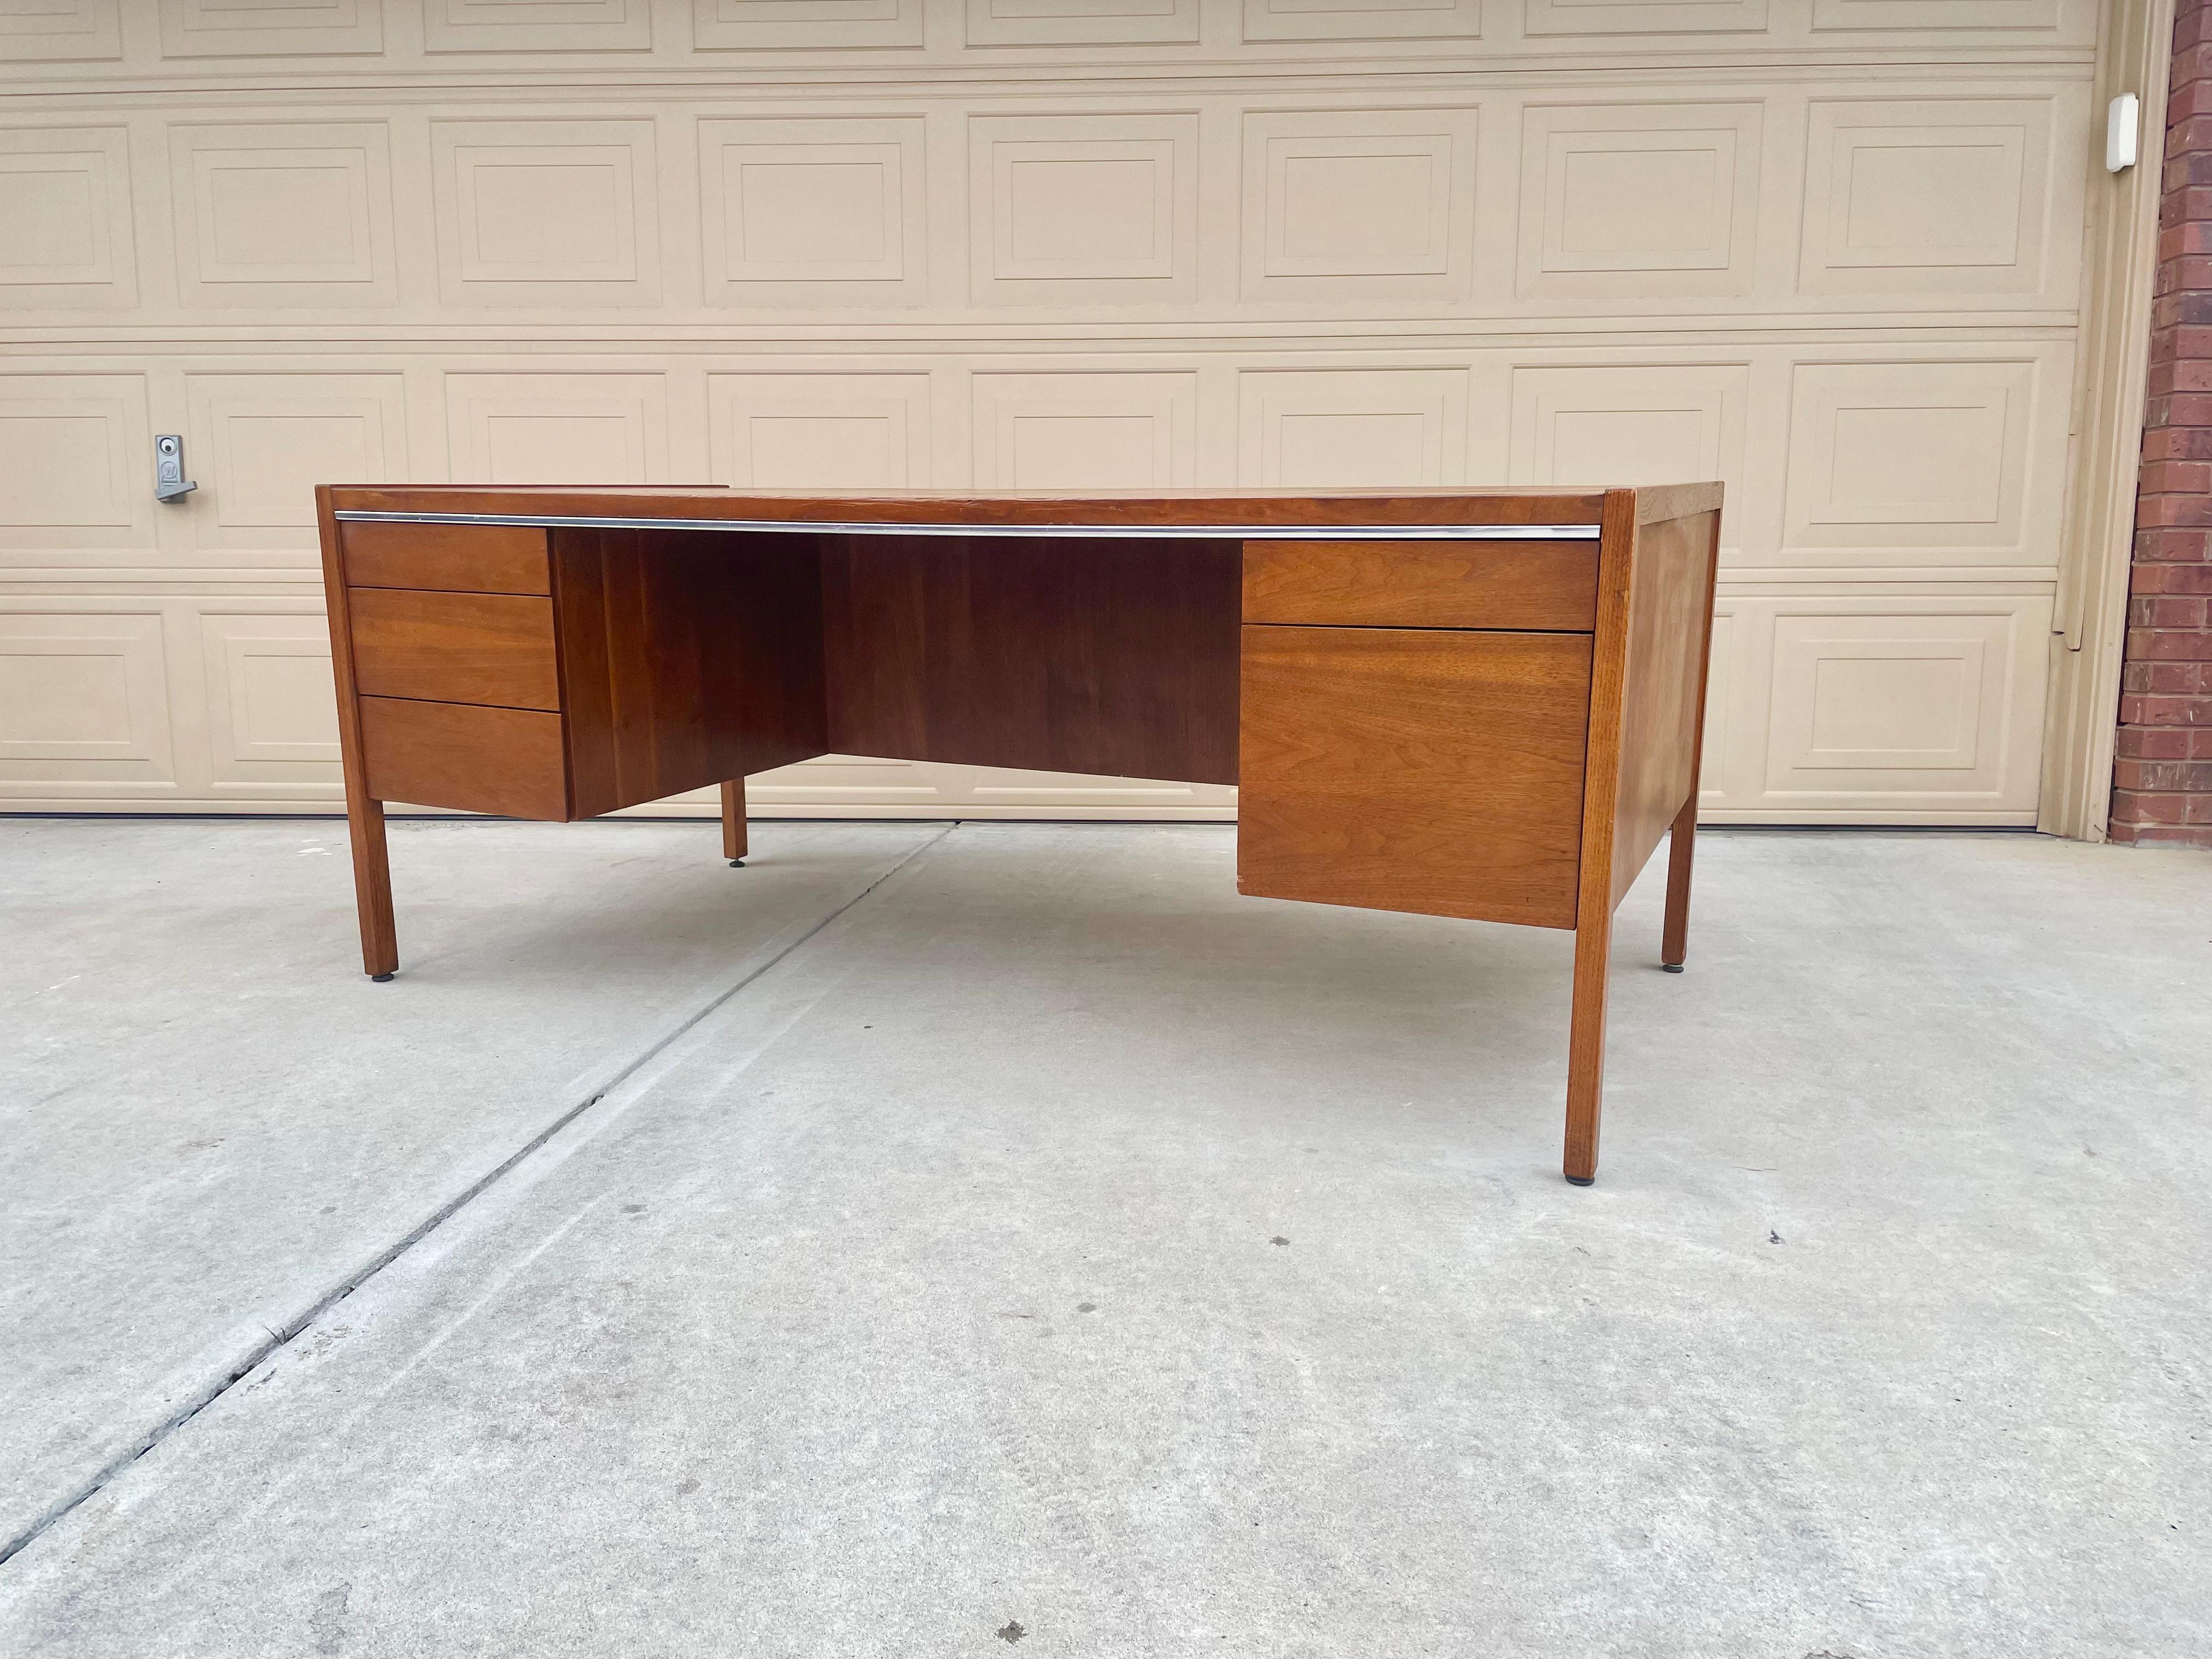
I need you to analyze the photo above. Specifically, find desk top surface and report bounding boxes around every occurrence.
[324,483,1721,540]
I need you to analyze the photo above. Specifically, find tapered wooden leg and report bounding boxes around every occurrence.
[720,779,748,867]
[1661,793,1696,972]
[1564,912,1612,1186]
[348,795,398,980]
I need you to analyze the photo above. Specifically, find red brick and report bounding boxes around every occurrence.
[2117,727,2193,760]
[2131,528,2212,563]
[2146,432,2212,465]
[2142,426,2212,460]
[2152,296,2212,332]
[2135,494,2212,528]
[2112,789,2189,823]
[2147,660,2212,692]
[2114,758,2177,791]
[2138,460,2212,494]
[2151,392,2212,425]
[2157,222,2212,261]
[2152,357,2212,396]
[2119,693,2212,723]
[2130,627,2212,659]
[2112,758,2212,791]
[2170,77,2212,123]
[2159,187,2212,225]
[2143,594,2212,626]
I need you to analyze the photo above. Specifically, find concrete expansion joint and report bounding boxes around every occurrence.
[0,823,953,1575]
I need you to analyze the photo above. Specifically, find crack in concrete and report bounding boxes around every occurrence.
[0,823,956,1571]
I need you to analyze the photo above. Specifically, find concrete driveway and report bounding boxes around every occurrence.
[3,819,2207,1657]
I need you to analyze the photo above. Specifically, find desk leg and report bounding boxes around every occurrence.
[1564,912,1611,1186]
[720,780,748,867]
[1662,794,1696,972]
[348,795,398,981]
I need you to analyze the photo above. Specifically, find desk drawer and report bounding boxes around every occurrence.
[349,588,561,711]
[1238,625,1590,929]
[342,522,550,595]
[1243,540,1598,631]
[359,696,568,820]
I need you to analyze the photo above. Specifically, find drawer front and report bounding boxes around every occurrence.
[343,522,550,595]
[359,696,568,820]
[350,587,561,711]
[1237,625,1592,930]
[1243,539,1598,631]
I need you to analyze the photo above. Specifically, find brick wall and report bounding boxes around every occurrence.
[2117,0,2212,845]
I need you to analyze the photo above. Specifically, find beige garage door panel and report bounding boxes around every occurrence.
[0,7,2100,823]
[1699,591,2057,823]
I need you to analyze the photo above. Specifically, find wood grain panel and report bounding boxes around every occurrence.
[554,527,828,818]
[821,534,1242,786]
[348,587,560,710]
[1610,506,1722,908]
[342,521,549,595]
[358,695,567,820]
[1237,626,1593,928]
[1243,539,1599,630]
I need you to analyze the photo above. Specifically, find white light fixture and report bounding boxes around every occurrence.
[2108,93,2141,174]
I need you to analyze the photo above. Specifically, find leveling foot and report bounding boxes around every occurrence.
[729,859,746,868]
[371,973,394,983]
[1565,1174,1595,1187]
[1661,963,1684,974]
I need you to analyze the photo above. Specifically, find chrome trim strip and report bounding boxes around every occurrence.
[330,509,1602,541]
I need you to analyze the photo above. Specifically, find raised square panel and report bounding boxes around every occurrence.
[0,375,151,557]
[0,127,136,311]
[445,374,669,483]
[168,122,397,308]
[972,372,1197,488]
[1525,0,1765,33]
[0,608,174,789]
[1242,108,1478,301]
[197,610,342,786]
[425,0,650,50]
[750,755,951,808]
[1800,99,2053,299]
[1812,0,2061,29]
[1782,359,2047,562]
[433,120,660,308]
[1508,363,1747,517]
[1242,0,1478,43]
[1517,103,1762,300]
[0,0,120,61]
[969,114,1199,307]
[693,0,923,48]
[708,373,930,488]
[159,0,384,57]
[967,0,1197,44]
[701,118,924,307]
[1238,369,1468,488]
[1756,599,2051,817]
[186,374,407,555]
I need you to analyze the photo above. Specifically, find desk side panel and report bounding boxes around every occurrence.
[555,528,830,819]
[1608,506,1722,910]
[820,534,1240,787]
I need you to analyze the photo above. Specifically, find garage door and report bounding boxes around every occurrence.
[0,1,2099,823]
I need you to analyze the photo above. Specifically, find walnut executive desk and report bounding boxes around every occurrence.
[318,483,1722,1186]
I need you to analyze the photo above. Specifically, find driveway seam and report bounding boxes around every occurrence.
[0,821,957,1571]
